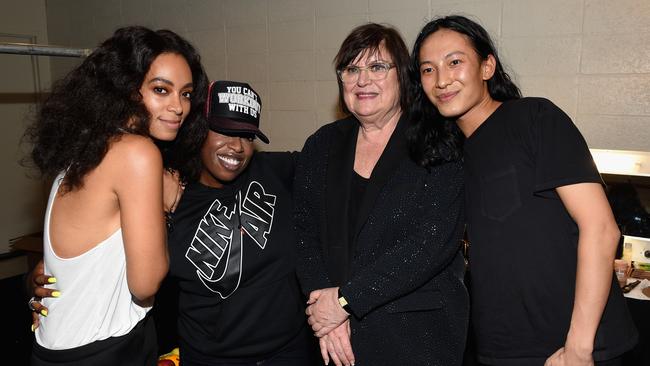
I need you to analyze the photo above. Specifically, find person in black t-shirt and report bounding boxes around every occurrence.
[158,80,316,366]
[408,15,637,366]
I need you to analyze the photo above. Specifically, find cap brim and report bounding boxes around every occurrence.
[208,117,269,144]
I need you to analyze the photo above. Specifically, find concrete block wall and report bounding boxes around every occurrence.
[0,0,51,256]
[43,0,650,152]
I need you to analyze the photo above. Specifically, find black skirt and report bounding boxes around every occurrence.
[31,314,157,366]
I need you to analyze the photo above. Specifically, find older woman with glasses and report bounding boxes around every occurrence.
[294,23,469,366]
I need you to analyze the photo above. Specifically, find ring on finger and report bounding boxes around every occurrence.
[28,296,38,312]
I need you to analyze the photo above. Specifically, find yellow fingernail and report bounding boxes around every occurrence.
[31,324,35,332]
[41,309,48,317]
[47,277,57,284]
[52,291,61,297]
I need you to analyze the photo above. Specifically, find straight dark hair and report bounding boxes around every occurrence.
[333,23,412,116]
[407,15,522,167]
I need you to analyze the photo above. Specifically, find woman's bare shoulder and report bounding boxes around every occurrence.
[108,134,161,165]
[110,133,159,154]
[102,134,163,182]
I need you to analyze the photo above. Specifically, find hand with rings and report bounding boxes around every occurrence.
[27,259,59,331]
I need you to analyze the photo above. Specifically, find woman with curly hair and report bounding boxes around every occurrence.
[24,26,208,365]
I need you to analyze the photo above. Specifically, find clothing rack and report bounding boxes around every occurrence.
[0,42,91,58]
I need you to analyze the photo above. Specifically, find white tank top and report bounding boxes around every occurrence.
[35,173,151,350]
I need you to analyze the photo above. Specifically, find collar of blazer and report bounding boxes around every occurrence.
[324,114,410,283]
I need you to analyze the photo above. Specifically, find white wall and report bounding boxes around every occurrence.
[44,0,650,154]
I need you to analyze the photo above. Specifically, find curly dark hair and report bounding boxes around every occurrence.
[333,23,412,116]
[407,15,522,168]
[24,26,208,191]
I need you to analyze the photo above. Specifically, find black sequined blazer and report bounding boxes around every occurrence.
[294,115,469,366]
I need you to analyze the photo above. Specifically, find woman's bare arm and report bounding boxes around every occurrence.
[111,135,169,303]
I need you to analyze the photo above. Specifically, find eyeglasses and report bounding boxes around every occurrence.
[337,62,395,84]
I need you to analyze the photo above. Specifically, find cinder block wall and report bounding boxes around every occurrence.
[0,0,51,257]
[45,0,650,152]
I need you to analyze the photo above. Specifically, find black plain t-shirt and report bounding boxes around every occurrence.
[464,98,637,365]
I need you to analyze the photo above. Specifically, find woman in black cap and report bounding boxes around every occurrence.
[160,80,316,366]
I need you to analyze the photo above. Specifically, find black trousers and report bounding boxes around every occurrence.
[181,326,319,366]
[31,314,157,366]
[477,356,622,366]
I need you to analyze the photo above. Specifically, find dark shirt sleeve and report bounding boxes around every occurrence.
[263,151,299,193]
[529,98,602,196]
[293,131,332,295]
[341,161,465,318]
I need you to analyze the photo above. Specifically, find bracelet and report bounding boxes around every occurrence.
[337,288,351,315]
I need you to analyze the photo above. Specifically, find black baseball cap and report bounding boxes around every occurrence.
[205,80,269,144]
